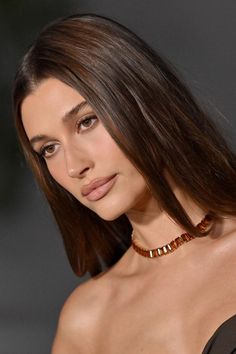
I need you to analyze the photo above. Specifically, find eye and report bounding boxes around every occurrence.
[39,143,58,158]
[77,115,98,132]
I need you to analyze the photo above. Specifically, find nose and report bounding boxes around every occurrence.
[65,144,93,178]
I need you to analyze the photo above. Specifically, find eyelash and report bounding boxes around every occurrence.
[76,115,98,132]
[38,115,98,158]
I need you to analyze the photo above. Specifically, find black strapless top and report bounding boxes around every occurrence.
[202,314,236,353]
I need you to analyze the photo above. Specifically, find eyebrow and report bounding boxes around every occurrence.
[29,100,90,147]
[62,100,89,123]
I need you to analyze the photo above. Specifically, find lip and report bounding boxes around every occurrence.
[81,174,117,200]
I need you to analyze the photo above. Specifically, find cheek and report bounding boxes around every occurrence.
[92,164,149,219]
[45,157,70,190]
[96,131,136,172]
[93,129,123,160]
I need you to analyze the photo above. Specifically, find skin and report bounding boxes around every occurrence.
[21,78,236,354]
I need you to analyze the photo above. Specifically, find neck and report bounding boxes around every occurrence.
[125,174,207,250]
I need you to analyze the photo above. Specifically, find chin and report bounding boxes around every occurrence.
[95,210,124,221]
[93,202,127,221]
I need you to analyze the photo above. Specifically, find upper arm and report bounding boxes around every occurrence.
[51,309,83,354]
[51,329,80,354]
[51,302,85,354]
[51,280,100,354]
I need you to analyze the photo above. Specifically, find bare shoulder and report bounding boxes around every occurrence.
[213,215,236,271]
[220,215,236,249]
[51,273,111,354]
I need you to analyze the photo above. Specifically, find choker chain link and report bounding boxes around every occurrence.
[131,214,213,258]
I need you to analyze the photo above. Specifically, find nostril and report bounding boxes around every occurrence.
[79,167,90,176]
[68,166,90,178]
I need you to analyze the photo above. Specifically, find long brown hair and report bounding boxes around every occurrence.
[13,13,236,276]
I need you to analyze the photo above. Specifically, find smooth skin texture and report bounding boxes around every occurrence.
[22,78,236,354]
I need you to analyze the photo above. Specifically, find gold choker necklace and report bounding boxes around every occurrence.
[131,214,212,258]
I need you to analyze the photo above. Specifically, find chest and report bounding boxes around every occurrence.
[95,295,206,353]
[94,262,236,354]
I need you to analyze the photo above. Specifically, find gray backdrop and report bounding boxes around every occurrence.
[1,0,235,353]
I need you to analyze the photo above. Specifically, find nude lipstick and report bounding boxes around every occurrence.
[81,174,117,201]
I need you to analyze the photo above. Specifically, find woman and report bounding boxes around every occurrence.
[13,13,236,353]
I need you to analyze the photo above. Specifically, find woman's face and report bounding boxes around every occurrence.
[21,78,152,221]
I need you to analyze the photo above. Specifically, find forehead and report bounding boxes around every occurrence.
[21,78,86,137]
